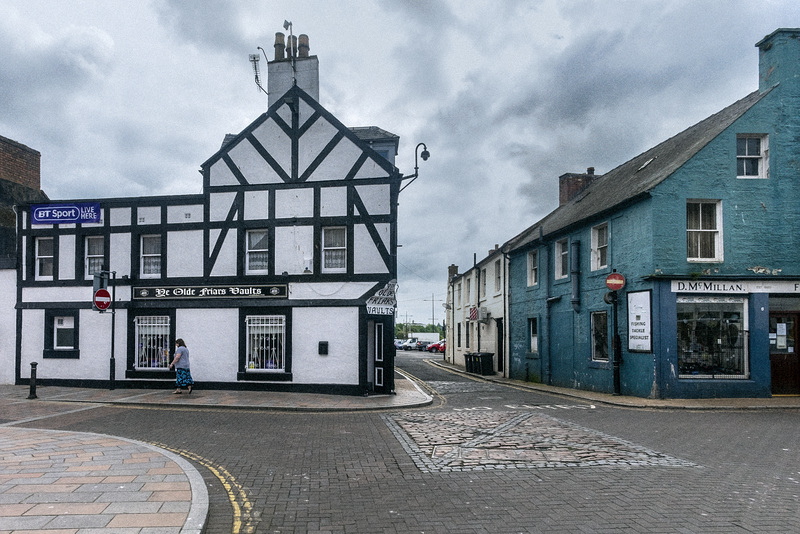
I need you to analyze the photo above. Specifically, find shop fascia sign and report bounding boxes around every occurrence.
[366,280,397,315]
[133,284,287,299]
[31,203,101,225]
[671,280,800,294]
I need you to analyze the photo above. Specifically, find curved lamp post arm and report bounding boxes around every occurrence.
[399,142,430,193]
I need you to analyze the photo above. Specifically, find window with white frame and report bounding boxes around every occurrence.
[35,237,54,280]
[591,311,609,361]
[246,229,269,274]
[480,268,486,299]
[529,318,538,354]
[322,227,346,273]
[54,316,75,350]
[687,200,722,262]
[736,135,768,178]
[457,322,462,348]
[527,250,538,286]
[466,278,471,302]
[85,236,104,277]
[555,239,569,279]
[495,259,501,292]
[140,235,162,277]
[134,316,170,369]
[246,315,286,371]
[457,283,462,307]
[466,322,471,349]
[591,223,608,271]
[677,296,748,379]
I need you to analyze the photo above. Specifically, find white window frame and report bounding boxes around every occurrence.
[591,223,609,271]
[480,268,486,300]
[54,316,75,350]
[35,237,54,280]
[246,315,286,372]
[465,278,471,302]
[246,229,269,275]
[134,315,170,369]
[527,250,538,287]
[591,311,609,361]
[85,236,104,279]
[529,318,538,354]
[457,283,462,308]
[555,239,569,280]
[322,227,347,273]
[494,259,502,293]
[140,235,162,278]
[736,134,768,179]
[687,200,723,262]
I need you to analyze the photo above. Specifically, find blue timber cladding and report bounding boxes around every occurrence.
[13,61,402,394]
[506,28,800,399]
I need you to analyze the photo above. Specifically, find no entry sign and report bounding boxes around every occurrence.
[93,288,111,310]
[605,273,626,291]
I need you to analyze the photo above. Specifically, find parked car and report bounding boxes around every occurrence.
[427,340,446,353]
[394,339,404,349]
[401,338,419,351]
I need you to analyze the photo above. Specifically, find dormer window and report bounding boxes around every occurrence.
[737,135,768,178]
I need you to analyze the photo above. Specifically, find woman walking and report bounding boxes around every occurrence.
[169,338,194,394]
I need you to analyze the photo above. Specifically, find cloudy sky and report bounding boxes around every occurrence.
[2,1,798,327]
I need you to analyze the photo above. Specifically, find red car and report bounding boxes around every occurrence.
[426,340,446,353]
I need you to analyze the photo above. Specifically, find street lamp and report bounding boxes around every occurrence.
[399,142,430,192]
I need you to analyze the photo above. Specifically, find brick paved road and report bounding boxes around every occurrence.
[7,353,800,533]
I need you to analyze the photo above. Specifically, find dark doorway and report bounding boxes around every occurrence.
[769,313,800,395]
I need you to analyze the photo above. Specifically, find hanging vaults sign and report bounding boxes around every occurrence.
[133,284,287,299]
[366,280,397,315]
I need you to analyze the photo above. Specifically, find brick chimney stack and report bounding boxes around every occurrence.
[268,30,319,107]
[559,167,599,206]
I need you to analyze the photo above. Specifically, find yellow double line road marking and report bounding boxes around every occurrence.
[151,443,257,534]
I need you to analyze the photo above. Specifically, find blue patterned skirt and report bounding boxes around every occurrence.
[175,368,194,387]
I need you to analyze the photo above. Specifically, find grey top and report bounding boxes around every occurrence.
[174,346,190,370]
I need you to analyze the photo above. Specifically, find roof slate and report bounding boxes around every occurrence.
[506,88,769,252]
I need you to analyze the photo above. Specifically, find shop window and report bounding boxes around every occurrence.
[43,310,79,359]
[140,235,162,278]
[134,316,171,369]
[527,250,538,286]
[35,237,54,280]
[246,229,269,274]
[85,236,104,278]
[736,135,768,178]
[246,315,286,371]
[555,239,569,279]
[687,200,722,262]
[322,227,346,273]
[591,311,609,361]
[591,223,608,271]
[677,297,748,379]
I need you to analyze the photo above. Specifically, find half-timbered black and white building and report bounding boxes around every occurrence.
[12,34,401,395]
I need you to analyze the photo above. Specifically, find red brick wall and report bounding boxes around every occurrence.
[0,135,41,190]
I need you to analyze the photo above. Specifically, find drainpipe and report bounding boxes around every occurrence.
[571,240,581,313]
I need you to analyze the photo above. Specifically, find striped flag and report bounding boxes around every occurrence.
[469,307,478,321]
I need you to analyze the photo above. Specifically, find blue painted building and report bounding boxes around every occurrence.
[506,29,800,399]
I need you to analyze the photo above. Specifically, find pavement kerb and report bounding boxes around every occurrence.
[425,358,800,411]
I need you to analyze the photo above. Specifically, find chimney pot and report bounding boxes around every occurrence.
[587,167,595,175]
[288,35,298,58]
[274,32,285,60]
[298,34,310,58]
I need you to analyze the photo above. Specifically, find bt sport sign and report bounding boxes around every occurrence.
[31,203,101,225]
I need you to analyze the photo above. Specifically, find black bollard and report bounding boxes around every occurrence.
[27,362,38,399]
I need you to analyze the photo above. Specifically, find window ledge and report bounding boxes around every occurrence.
[43,349,80,359]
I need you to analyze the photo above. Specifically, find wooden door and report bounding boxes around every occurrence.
[769,314,800,395]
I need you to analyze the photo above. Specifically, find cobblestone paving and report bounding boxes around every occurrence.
[384,410,696,472]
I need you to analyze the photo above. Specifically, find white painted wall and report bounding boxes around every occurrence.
[110,207,131,226]
[275,188,313,219]
[252,118,291,177]
[244,191,270,220]
[209,228,237,277]
[0,270,16,384]
[307,138,361,182]
[355,184,390,215]
[167,204,203,224]
[59,234,75,280]
[109,232,132,278]
[291,307,359,384]
[229,140,281,185]
[274,226,313,274]
[136,206,161,225]
[167,230,203,278]
[210,192,236,222]
[320,186,347,217]
[354,223,389,274]
[176,308,239,382]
